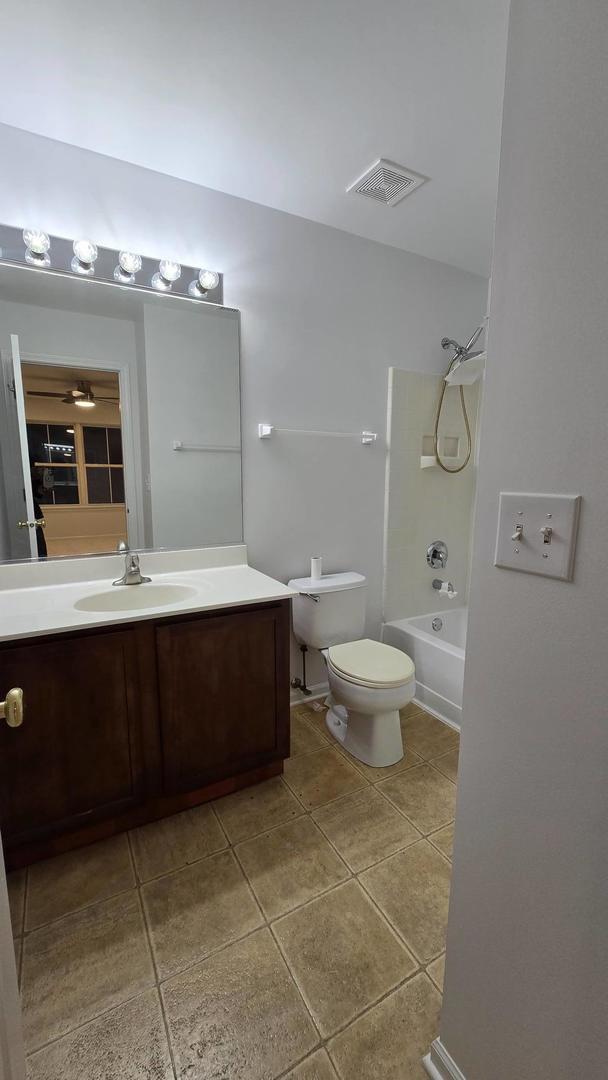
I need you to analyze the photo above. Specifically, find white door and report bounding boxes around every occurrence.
[0,336,38,559]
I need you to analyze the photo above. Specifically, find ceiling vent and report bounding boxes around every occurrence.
[346,158,427,206]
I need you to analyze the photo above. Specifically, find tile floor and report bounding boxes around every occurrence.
[7,701,459,1080]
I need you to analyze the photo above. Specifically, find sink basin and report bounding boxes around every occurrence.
[74,583,199,613]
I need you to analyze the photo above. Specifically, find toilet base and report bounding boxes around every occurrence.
[325,701,404,768]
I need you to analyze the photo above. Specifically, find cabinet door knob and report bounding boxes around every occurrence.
[1,688,24,728]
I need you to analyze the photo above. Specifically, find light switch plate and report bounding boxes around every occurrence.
[494,492,581,580]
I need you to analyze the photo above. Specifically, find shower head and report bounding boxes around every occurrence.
[441,322,487,384]
[444,350,486,385]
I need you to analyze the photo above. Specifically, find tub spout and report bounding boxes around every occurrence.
[432,578,458,600]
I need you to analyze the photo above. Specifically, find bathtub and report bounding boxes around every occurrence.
[382,607,467,730]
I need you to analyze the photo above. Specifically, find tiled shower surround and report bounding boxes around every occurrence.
[8,702,458,1080]
[384,368,480,621]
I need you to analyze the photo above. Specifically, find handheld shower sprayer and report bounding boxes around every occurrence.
[435,321,487,473]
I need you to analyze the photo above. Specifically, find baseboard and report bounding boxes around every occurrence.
[423,1039,468,1080]
[290,681,329,706]
[413,684,461,732]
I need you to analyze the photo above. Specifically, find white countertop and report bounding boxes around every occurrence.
[0,547,297,642]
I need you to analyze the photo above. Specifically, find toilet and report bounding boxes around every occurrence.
[288,571,415,767]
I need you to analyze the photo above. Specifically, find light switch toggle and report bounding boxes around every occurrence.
[511,523,524,541]
[539,526,553,544]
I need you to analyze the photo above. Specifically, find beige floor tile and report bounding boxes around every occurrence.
[26,989,173,1080]
[214,776,303,843]
[130,803,226,882]
[290,711,330,757]
[337,742,423,782]
[429,822,455,861]
[162,927,318,1080]
[7,869,25,936]
[285,1048,339,1079]
[360,841,451,963]
[377,764,456,835]
[427,953,445,992]
[400,702,425,721]
[312,787,420,872]
[21,890,154,1052]
[328,973,441,1080]
[294,704,331,742]
[272,879,416,1038]
[401,711,459,761]
[283,747,367,810]
[142,848,263,979]
[25,835,135,931]
[430,746,459,783]
[236,816,349,920]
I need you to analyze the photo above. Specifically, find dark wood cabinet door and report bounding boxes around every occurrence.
[0,629,146,843]
[156,602,290,792]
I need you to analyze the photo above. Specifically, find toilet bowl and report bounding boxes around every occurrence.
[322,638,415,767]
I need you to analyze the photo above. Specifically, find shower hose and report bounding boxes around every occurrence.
[433,377,472,474]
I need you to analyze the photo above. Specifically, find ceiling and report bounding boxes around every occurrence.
[0,1,510,275]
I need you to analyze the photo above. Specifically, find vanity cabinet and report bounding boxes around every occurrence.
[157,605,288,793]
[0,629,147,842]
[0,599,290,867]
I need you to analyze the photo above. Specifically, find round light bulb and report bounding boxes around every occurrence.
[23,229,50,255]
[198,269,219,291]
[119,250,142,275]
[73,238,98,265]
[159,259,181,283]
[71,256,94,276]
[151,272,171,291]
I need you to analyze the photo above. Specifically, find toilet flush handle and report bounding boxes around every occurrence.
[299,591,320,603]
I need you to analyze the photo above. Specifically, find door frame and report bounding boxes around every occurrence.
[17,349,145,552]
[0,837,25,1080]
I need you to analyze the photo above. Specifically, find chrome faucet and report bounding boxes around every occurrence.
[113,549,151,586]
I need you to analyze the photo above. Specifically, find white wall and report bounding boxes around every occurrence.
[0,123,486,680]
[439,2,608,1077]
[384,369,480,622]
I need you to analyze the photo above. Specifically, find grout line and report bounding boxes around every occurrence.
[25,986,169,1061]
[126,832,179,1080]
[356,859,449,968]
[267,920,325,1046]
[21,881,138,938]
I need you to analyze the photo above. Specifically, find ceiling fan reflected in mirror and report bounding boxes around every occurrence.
[26,380,119,410]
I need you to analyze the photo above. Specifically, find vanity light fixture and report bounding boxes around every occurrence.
[114,250,142,283]
[71,239,98,276]
[3,224,224,303]
[23,229,51,267]
[152,259,181,291]
[188,268,220,298]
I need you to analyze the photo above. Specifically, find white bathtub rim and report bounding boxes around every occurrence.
[385,608,466,660]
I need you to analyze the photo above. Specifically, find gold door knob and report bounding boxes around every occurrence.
[1,688,24,728]
[17,518,46,529]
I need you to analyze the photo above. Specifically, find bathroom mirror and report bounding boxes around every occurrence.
[0,263,242,562]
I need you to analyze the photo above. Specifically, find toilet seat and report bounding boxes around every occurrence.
[327,638,415,689]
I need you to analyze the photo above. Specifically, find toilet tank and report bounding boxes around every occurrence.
[287,572,367,649]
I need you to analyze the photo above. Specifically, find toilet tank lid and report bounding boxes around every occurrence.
[287,571,366,593]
